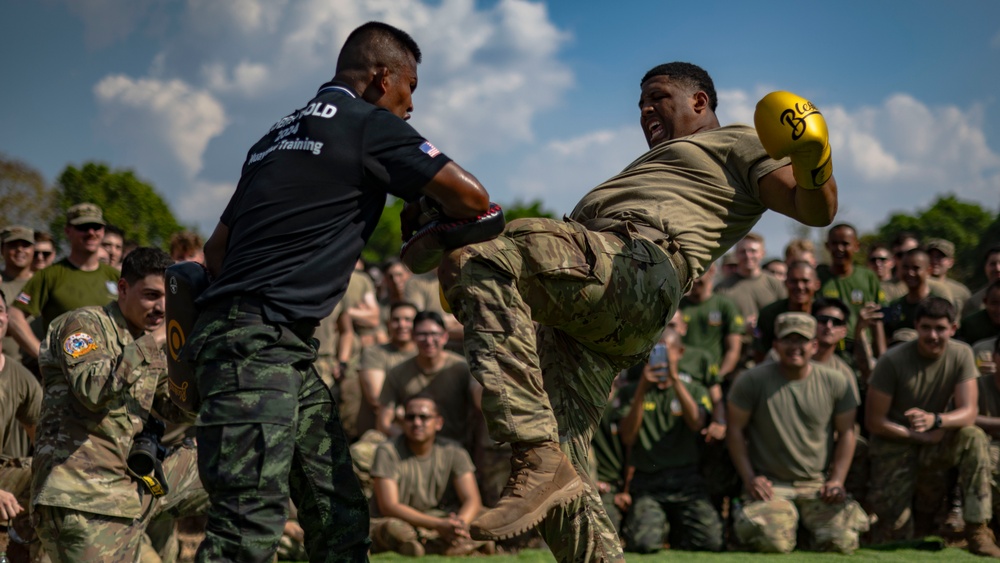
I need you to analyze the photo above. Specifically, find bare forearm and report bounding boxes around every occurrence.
[726,427,755,485]
[619,384,649,446]
[828,428,856,484]
[674,380,704,431]
[8,308,40,358]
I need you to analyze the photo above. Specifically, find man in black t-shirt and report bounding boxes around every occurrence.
[186,22,490,563]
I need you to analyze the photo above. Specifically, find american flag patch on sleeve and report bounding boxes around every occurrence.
[419,141,441,158]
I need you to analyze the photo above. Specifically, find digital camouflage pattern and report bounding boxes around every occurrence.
[869,426,993,543]
[32,302,194,517]
[734,481,869,554]
[35,444,206,563]
[185,301,370,563]
[442,217,685,561]
[623,466,723,552]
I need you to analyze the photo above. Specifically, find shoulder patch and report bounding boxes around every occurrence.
[64,332,98,358]
[15,292,30,305]
[106,281,119,297]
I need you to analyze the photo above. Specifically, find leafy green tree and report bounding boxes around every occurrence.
[873,195,996,285]
[52,162,184,249]
[0,153,57,231]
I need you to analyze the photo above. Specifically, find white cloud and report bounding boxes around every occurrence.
[93,75,227,178]
[176,179,236,227]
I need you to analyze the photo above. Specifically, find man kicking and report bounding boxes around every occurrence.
[435,62,838,561]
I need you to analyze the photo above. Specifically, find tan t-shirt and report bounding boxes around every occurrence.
[869,339,978,429]
[728,361,858,483]
[370,435,475,516]
[379,352,473,444]
[715,271,787,319]
[570,124,788,280]
[358,343,417,434]
[403,273,446,316]
[0,357,42,458]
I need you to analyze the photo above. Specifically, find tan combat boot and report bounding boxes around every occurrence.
[470,441,585,541]
[966,522,1000,558]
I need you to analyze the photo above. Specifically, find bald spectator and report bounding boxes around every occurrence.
[715,233,787,331]
[31,231,55,272]
[755,261,821,362]
[728,312,867,554]
[784,238,817,267]
[168,230,204,264]
[882,248,950,337]
[679,262,744,381]
[964,245,1000,319]
[927,238,971,312]
[957,280,1000,346]
[866,297,1000,555]
[101,225,124,270]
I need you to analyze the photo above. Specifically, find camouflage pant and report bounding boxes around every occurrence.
[186,301,370,563]
[622,466,723,553]
[734,481,869,554]
[990,442,1000,520]
[34,443,207,563]
[441,218,684,562]
[868,426,993,543]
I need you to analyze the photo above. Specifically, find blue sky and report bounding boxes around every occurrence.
[2,0,999,259]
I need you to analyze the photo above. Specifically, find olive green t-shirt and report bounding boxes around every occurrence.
[592,391,626,488]
[680,293,745,366]
[370,435,475,516]
[1,273,30,363]
[0,357,42,458]
[715,271,787,320]
[570,125,788,280]
[869,339,978,429]
[678,345,721,388]
[816,264,886,339]
[379,352,472,444]
[956,309,1000,345]
[13,259,119,333]
[728,362,858,483]
[619,377,711,473]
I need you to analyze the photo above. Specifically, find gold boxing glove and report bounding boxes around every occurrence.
[754,91,832,190]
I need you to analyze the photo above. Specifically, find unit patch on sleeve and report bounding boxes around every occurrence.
[64,332,98,358]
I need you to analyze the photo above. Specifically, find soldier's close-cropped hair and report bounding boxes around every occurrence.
[914,296,956,324]
[336,21,422,76]
[120,247,174,285]
[413,310,446,330]
[641,62,717,112]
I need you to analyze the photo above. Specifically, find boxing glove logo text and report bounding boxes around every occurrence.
[779,101,820,141]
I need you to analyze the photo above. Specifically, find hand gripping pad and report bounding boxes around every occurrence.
[164,261,210,413]
[400,202,505,274]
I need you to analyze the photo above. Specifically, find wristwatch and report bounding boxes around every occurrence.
[931,413,942,430]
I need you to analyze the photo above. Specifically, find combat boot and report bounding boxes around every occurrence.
[966,522,1000,558]
[470,441,585,540]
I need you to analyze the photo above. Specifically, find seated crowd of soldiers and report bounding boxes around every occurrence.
[1,203,1000,559]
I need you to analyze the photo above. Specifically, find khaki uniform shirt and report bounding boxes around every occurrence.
[0,357,41,457]
[379,352,473,444]
[715,272,787,321]
[31,302,194,517]
[370,435,475,516]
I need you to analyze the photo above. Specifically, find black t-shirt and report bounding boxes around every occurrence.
[199,82,451,322]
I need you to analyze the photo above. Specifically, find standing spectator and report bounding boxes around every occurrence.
[755,261,821,362]
[957,280,1000,346]
[882,248,949,337]
[1,226,34,364]
[680,262,745,381]
[618,329,723,553]
[8,204,120,361]
[370,394,489,556]
[31,231,55,272]
[762,259,787,283]
[964,246,1000,319]
[784,238,817,267]
[378,258,412,323]
[927,238,972,312]
[728,312,866,554]
[359,302,418,437]
[817,223,887,358]
[715,233,787,332]
[810,298,859,390]
[168,230,204,264]
[866,243,896,293]
[866,297,1000,555]
[885,233,953,304]
[378,311,477,446]
[101,225,124,270]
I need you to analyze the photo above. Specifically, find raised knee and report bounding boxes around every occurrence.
[734,500,798,553]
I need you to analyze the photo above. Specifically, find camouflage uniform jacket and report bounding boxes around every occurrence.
[31,301,194,518]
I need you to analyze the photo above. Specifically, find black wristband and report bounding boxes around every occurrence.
[932,413,942,429]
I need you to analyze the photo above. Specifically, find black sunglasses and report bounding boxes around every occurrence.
[815,315,846,327]
[403,413,435,423]
[72,223,104,232]
[34,250,53,258]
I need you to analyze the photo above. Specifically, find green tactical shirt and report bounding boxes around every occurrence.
[956,309,1000,346]
[32,302,194,518]
[620,376,711,474]
[680,293,745,366]
[816,264,886,339]
[13,258,119,333]
[678,345,720,388]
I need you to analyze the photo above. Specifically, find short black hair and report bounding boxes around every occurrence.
[120,247,174,285]
[641,62,717,112]
[812,297,850,320]
[892,231,920,248]
[336,21,422,76]
[983,245,1000,268]
[403,392,438,413]
[986,279,1000,300]
[389,301,419,315]
[413,310,445,330]
[914,296,956,324]
[104,224,124,238]
[827,223,857,240]
[901,247,929,262]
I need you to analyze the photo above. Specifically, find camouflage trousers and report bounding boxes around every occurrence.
[186,300,370,563]
[990,442,1000,521]
[0,458,39,562]
[370,515,491,556]
[734,481,869,554]
[869,426,993,543]
[622,466,723,553]
[34,443,207,563]
[441,217,684,562]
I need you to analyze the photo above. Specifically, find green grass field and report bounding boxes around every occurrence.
[366,546,984,562]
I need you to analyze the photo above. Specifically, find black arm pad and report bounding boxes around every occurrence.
[165,261,210,413]
[400,202,505,274]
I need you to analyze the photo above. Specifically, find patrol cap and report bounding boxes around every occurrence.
[925,238,955,258]
[775,312,816,340]
[66,203,106,226]
[1,225,34,244]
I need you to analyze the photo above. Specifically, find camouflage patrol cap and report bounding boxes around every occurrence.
[66,203,106,226]
[1,225,34,244]
[775,312,816,340]
[925,238,955,258]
